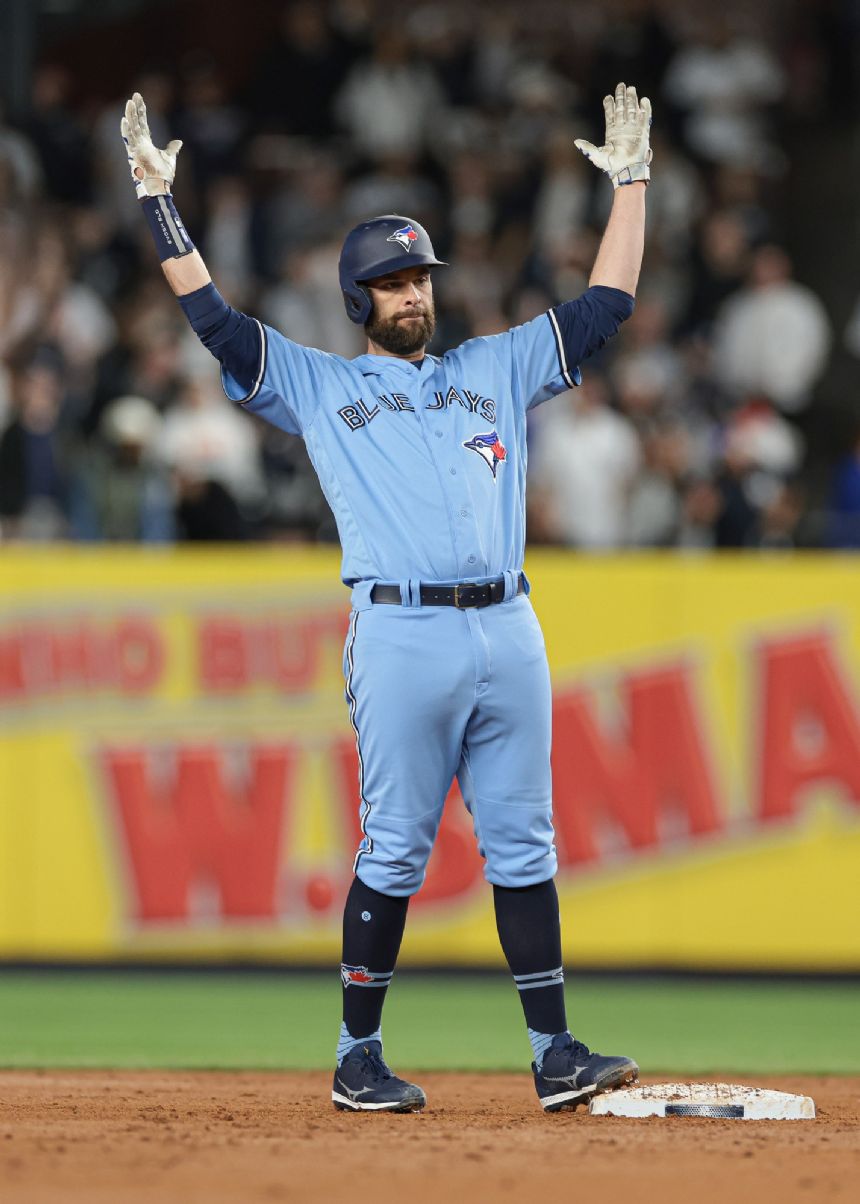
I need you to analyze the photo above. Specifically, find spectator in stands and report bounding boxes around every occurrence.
[201,176,255,302]
[247,1,356,138]
[22,64,92,205]
[627,420,692,547]
[663,13,785,170]
[72,395,174,542]
[682,209,751,338]
[174,57,246,199]
[86,305,185,434]
[713,244,832,414]
[0,0,847,549]
[0,99,42,200]
[825,425,860,549]
[343,153,442,227]
[0,351,71,539]
[711,398,804,547]
[261,242,364,359]
[156,373,265,514]
[335,28,446,160]
[531,125,590,257]
[261,150,347,276]
[528,374,641,549]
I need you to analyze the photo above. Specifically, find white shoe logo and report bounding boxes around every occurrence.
[541,1066,588,1088]
[336,1077,374,1101]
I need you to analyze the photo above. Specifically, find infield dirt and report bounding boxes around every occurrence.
[1,1071,857,1203]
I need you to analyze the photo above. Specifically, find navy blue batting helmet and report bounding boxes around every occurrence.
[338,215,446,325]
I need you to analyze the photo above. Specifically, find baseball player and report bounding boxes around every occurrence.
[122,81,651,1114]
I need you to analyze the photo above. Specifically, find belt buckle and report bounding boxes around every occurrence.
[453,582,478,608]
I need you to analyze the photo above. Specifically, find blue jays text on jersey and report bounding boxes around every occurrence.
[179,284,634,589]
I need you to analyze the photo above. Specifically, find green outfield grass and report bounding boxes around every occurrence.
[0,972,857,1074]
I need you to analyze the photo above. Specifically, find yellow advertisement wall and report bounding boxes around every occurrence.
[1,548,859,970]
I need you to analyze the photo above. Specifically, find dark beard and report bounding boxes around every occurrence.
[365,306,436,356]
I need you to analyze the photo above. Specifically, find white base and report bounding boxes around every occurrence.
[588,1082,815,1120]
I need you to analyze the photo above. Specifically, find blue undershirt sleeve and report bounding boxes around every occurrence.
[548,285,635,387]
[177,282,336,436]
[177,282,265,401]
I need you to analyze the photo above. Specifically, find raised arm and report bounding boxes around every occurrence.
[509,82,650,402]
[576,82,651,297]
[121,93,333,436]
[159,248,211,296]
[121,92,272,401]
[588,185,646,297]
[121,92,211,296]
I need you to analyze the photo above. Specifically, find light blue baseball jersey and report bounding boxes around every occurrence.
[215,287,630,585]
[180,279,633,892]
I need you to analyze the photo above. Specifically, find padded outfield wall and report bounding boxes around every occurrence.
[1,547,858,971]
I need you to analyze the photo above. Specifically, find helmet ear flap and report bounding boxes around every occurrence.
[344,281,372,325]
[356,283,372,325]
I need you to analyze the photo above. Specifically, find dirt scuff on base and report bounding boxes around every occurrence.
[1,1072,857,1203]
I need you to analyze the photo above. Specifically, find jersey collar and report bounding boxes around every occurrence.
[352,353,437,378]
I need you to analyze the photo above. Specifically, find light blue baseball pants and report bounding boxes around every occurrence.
[342,590,558,895]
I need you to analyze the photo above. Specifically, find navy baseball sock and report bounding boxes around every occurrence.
[493,879,569,1068]
[338,876,409,1063]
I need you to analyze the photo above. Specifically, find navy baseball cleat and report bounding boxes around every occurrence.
[533,1033,639,1112]
[332,1041,426,1112]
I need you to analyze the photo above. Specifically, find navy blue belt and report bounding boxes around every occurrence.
[370,574,525,609]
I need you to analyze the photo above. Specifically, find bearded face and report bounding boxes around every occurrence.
[364,301,436,356]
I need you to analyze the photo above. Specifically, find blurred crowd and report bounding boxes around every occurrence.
[1,0,859,549]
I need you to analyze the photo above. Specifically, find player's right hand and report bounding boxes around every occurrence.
[574,82,652,189]
[121,92,183,200]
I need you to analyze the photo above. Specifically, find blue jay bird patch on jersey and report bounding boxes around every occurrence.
[463,431,507,479]
[386,224,418,252]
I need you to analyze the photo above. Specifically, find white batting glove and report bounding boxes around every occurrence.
[574,82,652,189]
[121,92,183,199]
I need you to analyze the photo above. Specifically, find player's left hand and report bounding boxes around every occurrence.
[574,82,652,189]
[121,92,183,200]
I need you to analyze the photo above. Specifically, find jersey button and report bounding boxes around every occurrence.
[460,509,469,518]
[435,431,443,439]
[449,467,456,475]
[467,555,477,564]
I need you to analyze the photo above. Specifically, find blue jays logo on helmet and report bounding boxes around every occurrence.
[463,431,507,479]
[386,224,419,252]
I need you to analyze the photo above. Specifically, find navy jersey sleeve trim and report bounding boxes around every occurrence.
[547,307,578,389]
[177,282,265,403]
[234,318,267,405]
[548,285,635,385]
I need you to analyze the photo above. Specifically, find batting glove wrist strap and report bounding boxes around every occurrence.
[141,194,195,262]
[613,162,651,188]
[575,82,652,190]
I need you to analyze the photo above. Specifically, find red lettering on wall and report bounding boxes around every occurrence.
[552,663,723,867]
[113,618,165,694]
[263,618,318,691]
[332,736,483,906]
[197,611,348,694]
[551,691,638,864]
[198,619,250,691]
[0,616,166,701]
[757,632,860,820]
[48,623,102,691]
[104,745,295,921]
[0,630,26,698]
